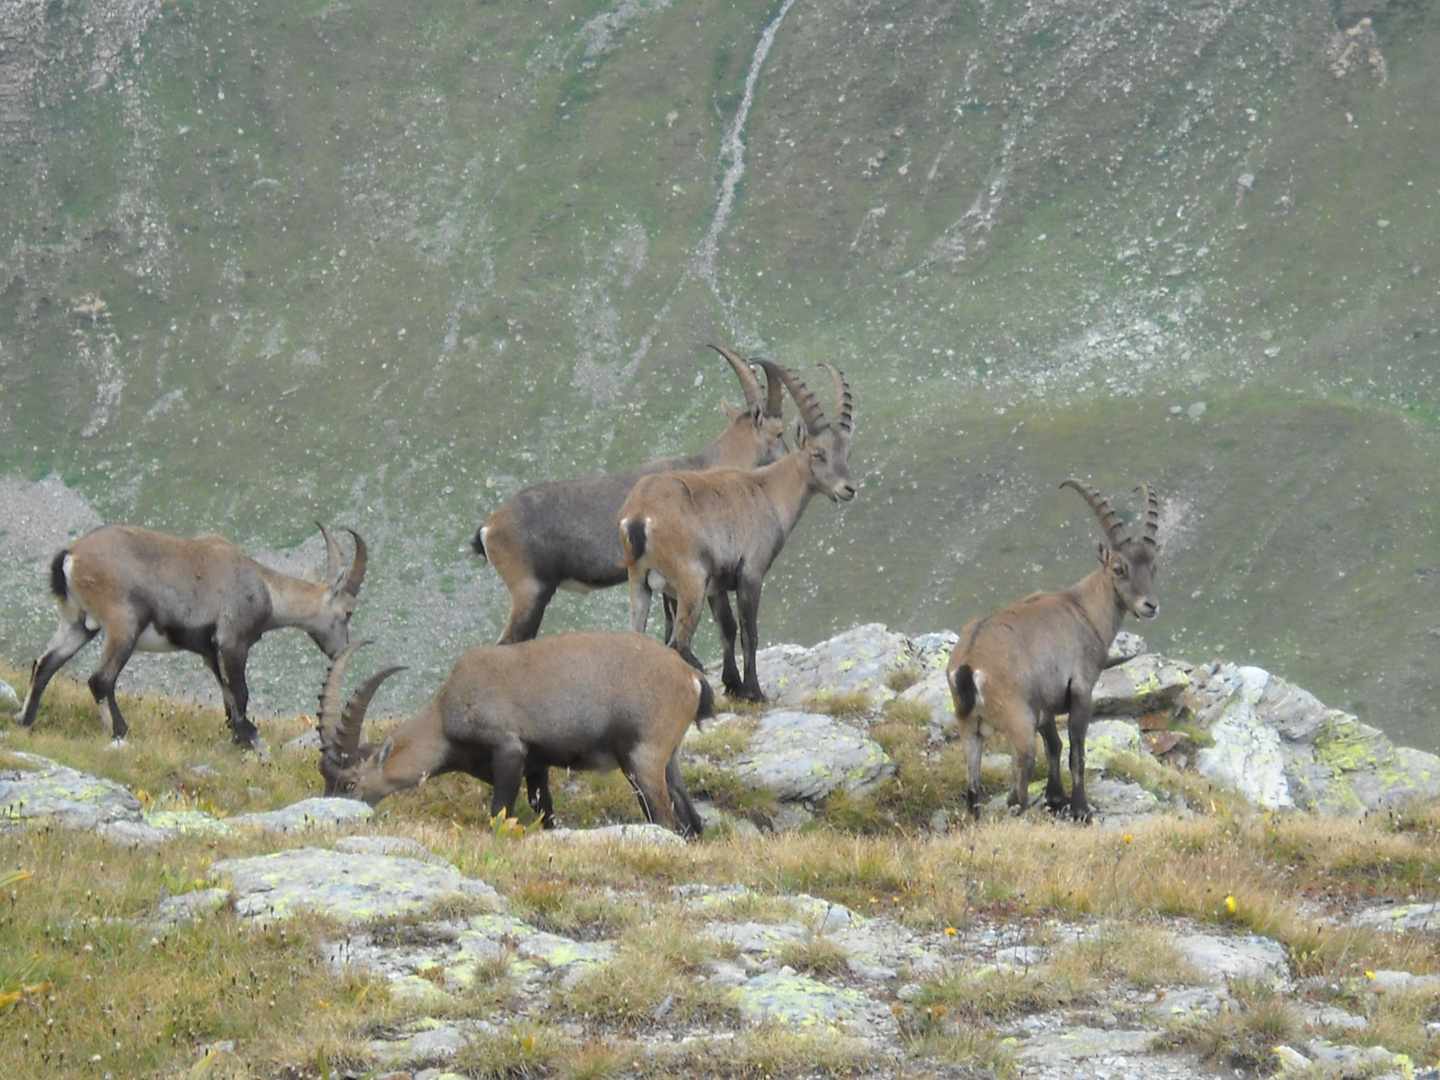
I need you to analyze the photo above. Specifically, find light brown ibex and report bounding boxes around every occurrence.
[946,479,1160,823]
[19,523,367,747]
[619,362,855,702]
[316,631,711,837]
[474,345,788,643]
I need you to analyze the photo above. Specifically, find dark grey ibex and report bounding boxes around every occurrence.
[316,631,710,837]
[946,480,1161,823]
[473,345,788,644]
[619,363,855,702]
[18,523,367,747]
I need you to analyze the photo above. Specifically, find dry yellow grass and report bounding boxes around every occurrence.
[5,668,1440,1076]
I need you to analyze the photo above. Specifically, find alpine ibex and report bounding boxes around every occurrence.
[316,631,710,837]
[18,523,367,748]
[474,345,788,643]
[619,362,855,702]
[946,480,1161,823]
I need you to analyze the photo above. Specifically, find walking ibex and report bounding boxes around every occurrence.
[316,631,710,837]
[474,345,787,643]
[619,362,855,702]
[19,523,367,747]
[947,479,1161,823]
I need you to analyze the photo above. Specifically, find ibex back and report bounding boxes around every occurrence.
[317,630,711,838]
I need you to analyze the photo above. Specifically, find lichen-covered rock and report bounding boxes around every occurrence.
[233,797,374,832]
[1170,930,1292,990]
[732,709,894,803]
[0,676,20,715]
[731,969,899,1040]
[538,822,685,845]
[750,623,914,706]
[1196,666,1293,810]
[1,754,142,828]
[1092,654,1192,717]
[212,846,503,924]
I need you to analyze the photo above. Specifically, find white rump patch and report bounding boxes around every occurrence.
[972,668,987,709]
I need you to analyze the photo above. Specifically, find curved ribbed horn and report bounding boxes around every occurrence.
[821,362,852,434]
[338,665,406,759]
[318,522,345,589]
[343,528,368,598]
[1136,482,1160,548]
[774,363,829,437]
[318,638,372,757]
[708,343,766,413]
[751,357,786,419]
[1060,478,1131,547]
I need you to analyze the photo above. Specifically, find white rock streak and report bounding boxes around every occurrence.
[695,0,796,293]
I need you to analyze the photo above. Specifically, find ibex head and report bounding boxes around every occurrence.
[769,360,856,503]
[711,344,789,467]
[316,639,405,801]
[1060,478,1160,620]
[308,523,369,658]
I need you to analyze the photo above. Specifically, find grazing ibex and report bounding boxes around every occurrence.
[474,345,788,643]
[316,631,710,838]
[619,362,855,702]
[946,479,1161,823]
[18,523,367,748]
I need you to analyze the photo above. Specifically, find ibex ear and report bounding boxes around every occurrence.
[375,736,395,766]
[1095,541,1109,565]
[722,400,741,421]
[792,417,808,447]
[748,401,765,425]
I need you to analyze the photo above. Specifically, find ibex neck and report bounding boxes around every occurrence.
[1068,568,1128,647]
[757,452,818,532]
[262,568,330,631]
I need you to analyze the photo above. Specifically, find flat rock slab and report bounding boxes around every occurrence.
[212,846,503,924]
[731,969,899,1040]
[752,623,914,705]
[1,755,142,828]
[1171,930,1291,989]
[232,797,374,832]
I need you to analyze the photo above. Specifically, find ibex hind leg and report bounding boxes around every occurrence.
[707,593,744,698]
[1037,715,1069,814]
[665,752,703,839]
[526,769,556,828]
[87,631,140,740]
[19,617,97,727]
[624,748,679,834]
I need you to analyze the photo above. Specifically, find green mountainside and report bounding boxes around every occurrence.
[1,0,1437,749]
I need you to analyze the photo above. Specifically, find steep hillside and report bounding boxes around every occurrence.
[1,0,1437,748]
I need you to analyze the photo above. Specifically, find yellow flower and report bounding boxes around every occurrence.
[1366,970,1377,980]
[944,926,958,936]
[1225,895,1237,914]
[1123,834,1133,843]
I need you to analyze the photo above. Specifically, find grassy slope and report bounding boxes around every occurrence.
[0,0,1438,746]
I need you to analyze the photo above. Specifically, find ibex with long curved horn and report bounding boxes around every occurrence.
[316,632,710,837]
[619,362,855,702]
[946,480,1161,823]
[474,345,788,643]
[18,523,367,747]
